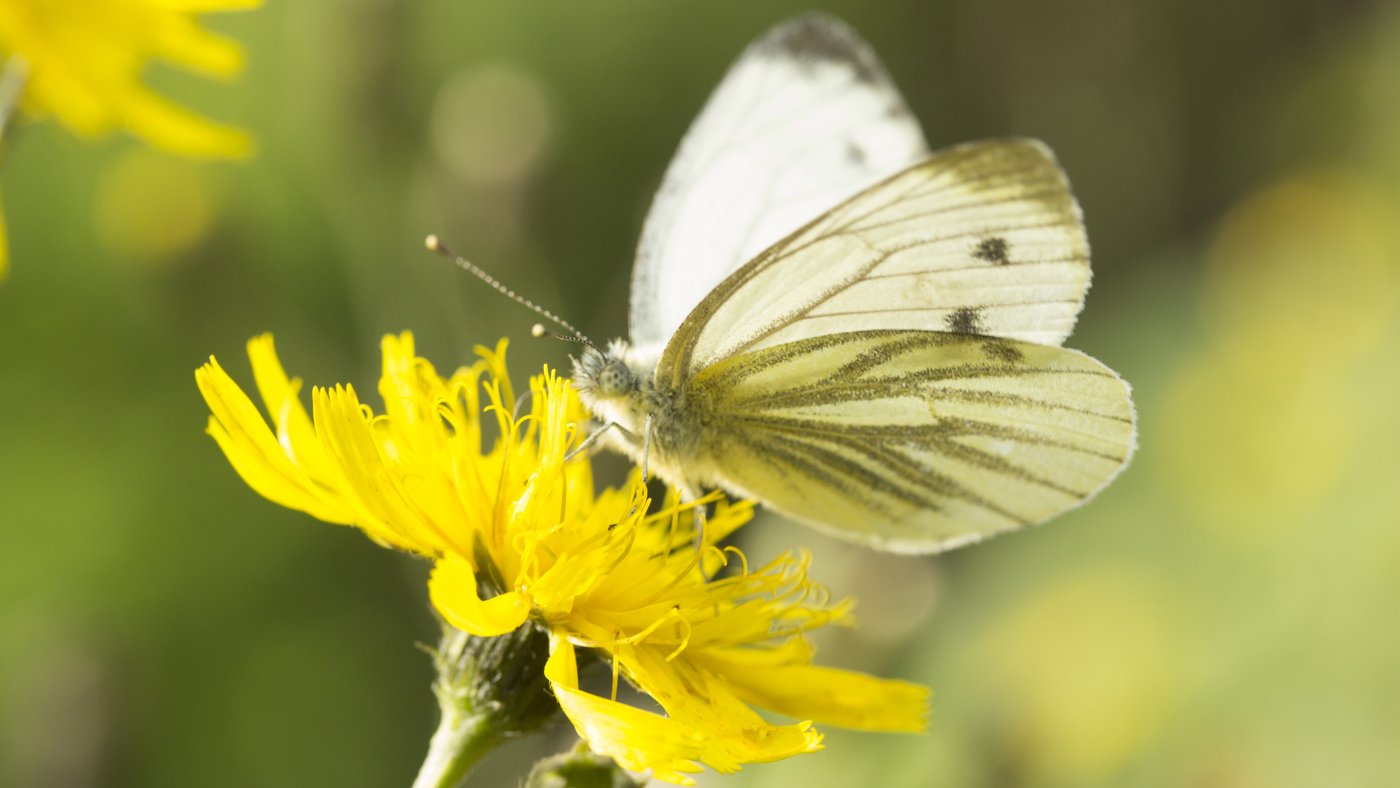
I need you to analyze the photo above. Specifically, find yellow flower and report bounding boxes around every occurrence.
[196,332,929,785]
[0,0,259,157]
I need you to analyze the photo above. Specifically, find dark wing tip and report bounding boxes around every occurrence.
[749,12,885,83]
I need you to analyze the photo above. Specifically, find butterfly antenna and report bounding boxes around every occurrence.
[425,235,600,352]
[530,322,597,351]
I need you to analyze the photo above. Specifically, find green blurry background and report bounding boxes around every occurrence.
[3,0,1399,786]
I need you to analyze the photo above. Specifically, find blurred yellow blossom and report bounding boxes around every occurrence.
[1162,169,1400,539]
[94,147,219,265]
[0,0,257,277]
[1200,170,1400,362]
[970,567,1186,785]
[195,332,928,785]
[1162,328,1359,539]
[0,0,259,157]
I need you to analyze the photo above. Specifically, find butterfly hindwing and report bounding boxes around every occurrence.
[657,139,1092,388]
[629,13,929,359]
[684,330,1136,553]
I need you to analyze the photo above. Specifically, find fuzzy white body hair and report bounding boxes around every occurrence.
[571,339,717,500]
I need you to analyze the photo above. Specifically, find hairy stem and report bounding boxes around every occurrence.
[410,622,560,788]
[410,696,500,788]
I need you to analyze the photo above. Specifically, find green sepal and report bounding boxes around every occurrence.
[524,742,647,788]
[412,621,560,788]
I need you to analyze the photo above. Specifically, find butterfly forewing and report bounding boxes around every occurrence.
[600,13,1135,553]
[685,331,1135,553]
[629,13,928,358]
[657,139,1091,388]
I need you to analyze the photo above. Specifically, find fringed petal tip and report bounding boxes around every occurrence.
[545,641,707,785]
[196,354,353,524]
[694,649,931,733]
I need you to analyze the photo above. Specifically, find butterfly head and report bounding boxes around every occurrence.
[573,339,640,405]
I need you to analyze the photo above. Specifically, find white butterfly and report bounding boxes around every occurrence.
[448,13,1137,553]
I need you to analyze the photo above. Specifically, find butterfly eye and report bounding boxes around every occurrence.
[597,361,635,398]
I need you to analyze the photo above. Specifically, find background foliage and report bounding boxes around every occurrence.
[3,1,1399,786]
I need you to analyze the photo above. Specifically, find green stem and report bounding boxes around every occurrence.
[409,623,560,788]
[410,700,500,788]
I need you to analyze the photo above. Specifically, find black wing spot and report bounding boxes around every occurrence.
[983,340,1024,364]
[751,12,883,83]
[945,307,985,336]
[973,237,1010,265]
[846,141,867,165]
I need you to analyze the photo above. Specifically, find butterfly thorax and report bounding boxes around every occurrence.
[572,341,709,494]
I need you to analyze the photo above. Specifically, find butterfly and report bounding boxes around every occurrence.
[438,13,1136,553]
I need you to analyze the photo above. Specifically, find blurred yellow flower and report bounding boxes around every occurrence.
[971,567,1187,785]
[1200,170,1399,362]
[0,0,258,157]
[95,147,220,265]
[1162,169,1400,540]
[196,332,928,785]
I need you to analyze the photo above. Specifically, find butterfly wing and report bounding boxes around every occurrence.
[655,139,1092,390]
[629,13,928,359]
[685,331,1136,553]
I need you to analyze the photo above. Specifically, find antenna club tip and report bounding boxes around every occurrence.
[424,234,440,251]
[531,323,547,338]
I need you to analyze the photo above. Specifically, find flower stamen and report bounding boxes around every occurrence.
[611,633,622,702]
[664,613,693,662]
[724,546,749,577]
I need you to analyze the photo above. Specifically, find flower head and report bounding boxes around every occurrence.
[0,0,258,157]
[197,332,928,784]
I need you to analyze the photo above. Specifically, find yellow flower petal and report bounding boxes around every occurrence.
[123,88,252,158]
[545,639,706,785]
[245,334,334,485]
[618,643,823,773]
[691,645,929,732]
[309,384,453,554]
[145,0,262,12]
[146,15,246,76]
[195,356,354,524]
[529,524,636,614]
[429,555,529,637]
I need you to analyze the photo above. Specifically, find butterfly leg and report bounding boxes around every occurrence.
[511,391,534,421]
[565,421,618,462]
[640,414,653,482]
[685,487,710,577]
[618,416,656,524]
